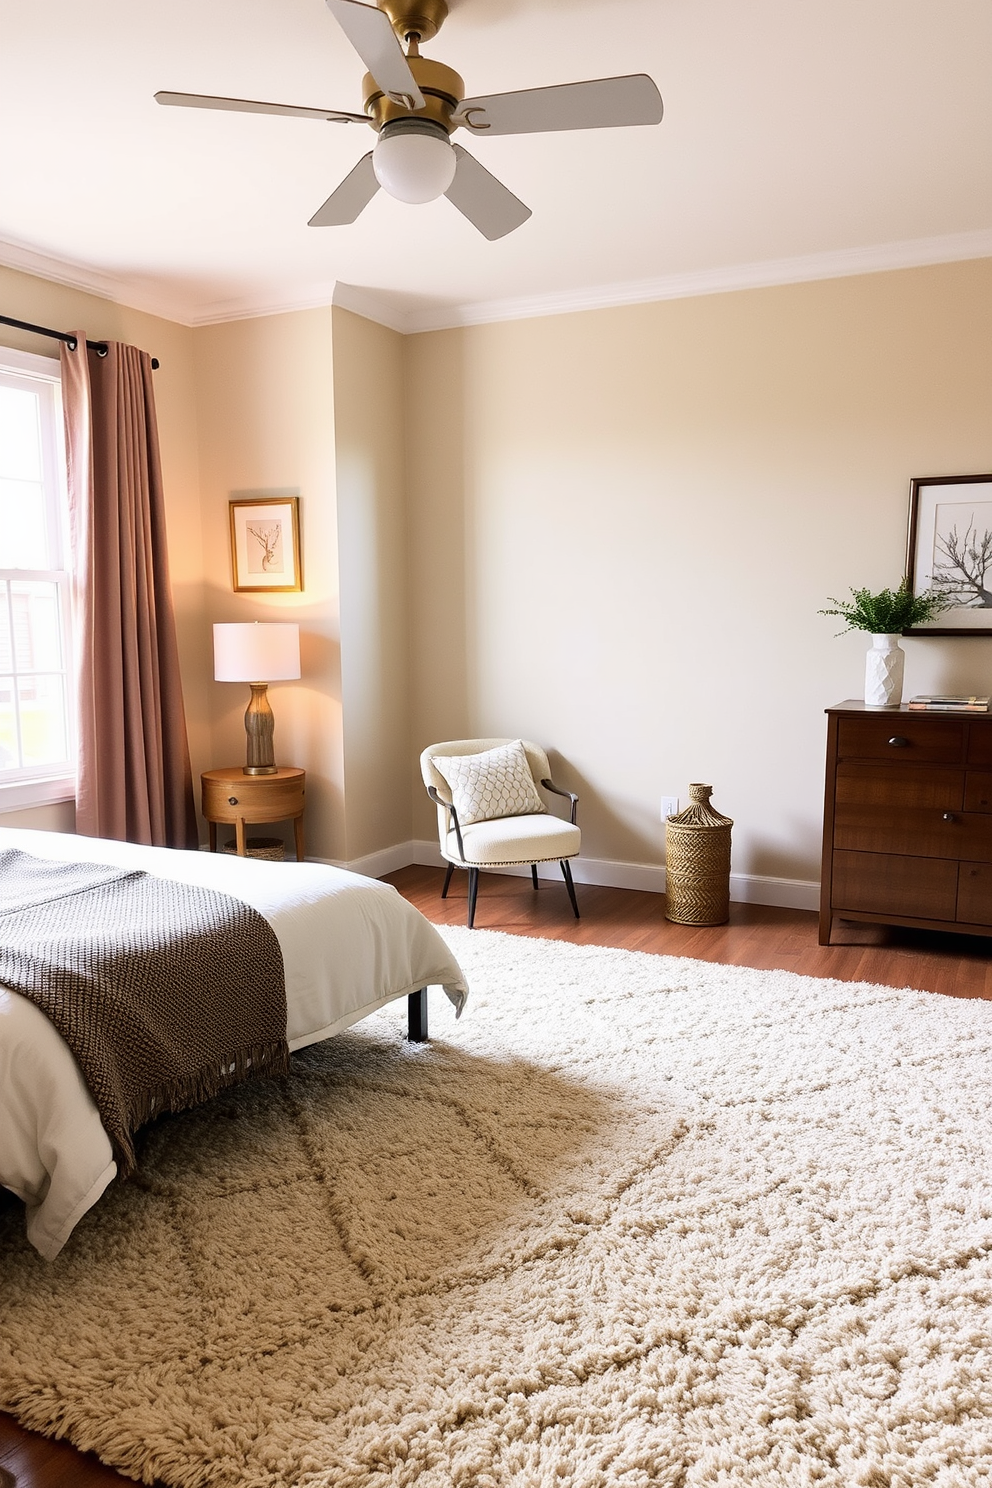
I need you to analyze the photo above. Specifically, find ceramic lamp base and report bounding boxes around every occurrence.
[244,682,278,773]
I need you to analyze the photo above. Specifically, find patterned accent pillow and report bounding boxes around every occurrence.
[431,741,547,826]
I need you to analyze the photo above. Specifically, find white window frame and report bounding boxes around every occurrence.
[0,344,75,812]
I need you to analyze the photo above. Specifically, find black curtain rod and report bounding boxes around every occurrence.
[0,313,160,369]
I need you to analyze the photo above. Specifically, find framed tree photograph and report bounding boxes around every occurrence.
[229,494,302,593]
[905,474,992,634]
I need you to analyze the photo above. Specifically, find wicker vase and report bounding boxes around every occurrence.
[664,784,733,925]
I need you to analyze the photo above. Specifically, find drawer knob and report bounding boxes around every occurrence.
[888,736,910,748]
[943,812,956,822]
[228,796,239,805]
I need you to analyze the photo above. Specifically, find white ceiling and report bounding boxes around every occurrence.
[1,0,991,332]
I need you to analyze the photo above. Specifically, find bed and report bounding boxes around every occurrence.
[0,826,468,1262]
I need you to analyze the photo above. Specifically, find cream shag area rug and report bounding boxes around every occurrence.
[3,929,992,1487]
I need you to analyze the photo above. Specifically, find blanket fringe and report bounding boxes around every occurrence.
[114,1041,291,1177]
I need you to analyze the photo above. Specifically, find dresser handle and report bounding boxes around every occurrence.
[228,796,239,805]
[943,812,956,822]
[888,736,909,748]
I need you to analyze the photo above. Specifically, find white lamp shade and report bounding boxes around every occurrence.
[213,622,301,682]
[373,130,457,204]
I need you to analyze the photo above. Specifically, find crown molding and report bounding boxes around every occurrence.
[1,226,990,338]
[0,233,198,326]
[396,226,992,334]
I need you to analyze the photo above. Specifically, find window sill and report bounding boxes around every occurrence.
[0,775,76,815]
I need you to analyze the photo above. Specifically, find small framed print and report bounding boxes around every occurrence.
[229,494,302,593]
[905,474,992,634]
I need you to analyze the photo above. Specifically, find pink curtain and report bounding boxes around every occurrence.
[60,336,198,848]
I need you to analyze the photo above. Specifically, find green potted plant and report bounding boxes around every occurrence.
[819,579,950,706]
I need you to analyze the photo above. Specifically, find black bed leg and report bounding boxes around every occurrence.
[408,988,428,1042]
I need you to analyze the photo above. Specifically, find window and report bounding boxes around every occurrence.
[0,346,74,810]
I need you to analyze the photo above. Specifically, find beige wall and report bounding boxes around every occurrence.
[4,256,990,892]
[406,259,992,888]
[192,309,345,860]
[0,264,206,831]
[0,283,413,867]
[332,307,412,862]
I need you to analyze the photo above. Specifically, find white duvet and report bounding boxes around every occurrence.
[0,827,467,1261]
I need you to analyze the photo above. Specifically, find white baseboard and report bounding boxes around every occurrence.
[314,839,820,914]
[317,841,422,880]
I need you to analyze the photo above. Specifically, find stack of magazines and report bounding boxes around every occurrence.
[907,695,990,712]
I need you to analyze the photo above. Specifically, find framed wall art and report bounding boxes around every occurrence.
[229,493,302,593]
[905,473,992,634]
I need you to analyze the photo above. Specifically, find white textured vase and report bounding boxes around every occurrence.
[864,633,905,707]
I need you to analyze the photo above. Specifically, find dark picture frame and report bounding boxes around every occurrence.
[229,494,302,593]
[905,473,992,635]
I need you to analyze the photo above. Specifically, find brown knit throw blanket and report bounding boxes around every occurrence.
[0,849,288,1176]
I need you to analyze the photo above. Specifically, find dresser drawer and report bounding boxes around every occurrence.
[836,715,965,764]
[965,772,992,813]
[832,850,958,920]
[967,721,992,766]
[833,805,992,862]
[957,862,992,925]
[835,762,963,811]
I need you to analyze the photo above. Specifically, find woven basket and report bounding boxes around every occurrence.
[220,836,285,862]
[664,784,733,925]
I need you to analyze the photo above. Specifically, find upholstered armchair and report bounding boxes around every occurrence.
[419,737,580,928]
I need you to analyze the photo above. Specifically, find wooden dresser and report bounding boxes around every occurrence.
[820,700,992,944]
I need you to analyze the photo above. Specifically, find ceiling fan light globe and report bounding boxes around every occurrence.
[373,127,456,203]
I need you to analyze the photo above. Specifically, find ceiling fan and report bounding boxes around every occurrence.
[156,0,664,240]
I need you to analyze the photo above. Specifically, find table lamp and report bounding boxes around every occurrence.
[213,622,301,775]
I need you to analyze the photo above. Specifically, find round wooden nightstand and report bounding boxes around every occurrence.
[201,766,306,860]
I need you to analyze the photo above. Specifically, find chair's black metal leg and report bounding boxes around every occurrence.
[561,859,580,919]
[441,861,455,899]
[467,867,479,928]
[408,988,428,1042]
[531,864,539,890]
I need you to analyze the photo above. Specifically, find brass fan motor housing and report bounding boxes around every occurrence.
[379,0,448,44]
[363,55,464,132]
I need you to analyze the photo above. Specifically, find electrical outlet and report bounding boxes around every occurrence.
[661,796,679,820]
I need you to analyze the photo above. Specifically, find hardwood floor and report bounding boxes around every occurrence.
[386,864,992,1001]
[3,866,991,1485]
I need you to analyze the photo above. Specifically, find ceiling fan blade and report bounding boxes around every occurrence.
[325,0,425,109]
[155,91,368,124]
[444,145,531,240]
[308,152,380,226]
[456,74,663,136]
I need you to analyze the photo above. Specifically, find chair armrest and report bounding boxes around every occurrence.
[541,777,579,826]
[427,783,466,861]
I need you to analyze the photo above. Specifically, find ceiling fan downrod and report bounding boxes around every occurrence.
[378,0,448,45]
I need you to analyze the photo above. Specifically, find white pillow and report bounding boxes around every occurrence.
[431,741,547,826]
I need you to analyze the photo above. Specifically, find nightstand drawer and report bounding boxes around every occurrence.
[832,850,958,920]
[202,777,304,823]
[837,715,965,764]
